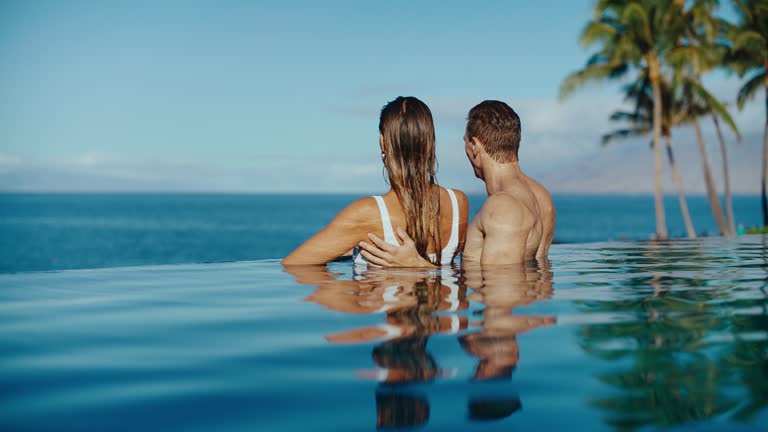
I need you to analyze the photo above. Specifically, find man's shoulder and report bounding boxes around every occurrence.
[524,176,554,209]
[483,191,532,211]
[478,192,533,228]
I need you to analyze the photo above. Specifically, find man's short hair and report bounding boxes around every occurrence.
[466,100,521,162]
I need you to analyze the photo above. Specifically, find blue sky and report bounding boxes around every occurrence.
[0,0,763,193]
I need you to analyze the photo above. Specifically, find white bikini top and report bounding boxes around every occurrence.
[354,188,460,266]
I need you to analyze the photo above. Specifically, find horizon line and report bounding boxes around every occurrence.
[0,190,762,197]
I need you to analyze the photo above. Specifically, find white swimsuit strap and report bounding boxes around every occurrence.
[445,189,459,249]
[381,285,399,303]
[377,323,403,339]
[449,315,461,333]
[444,280,460,312]
[373,196,398,245]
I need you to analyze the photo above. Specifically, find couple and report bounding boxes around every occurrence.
[282,97,555,267]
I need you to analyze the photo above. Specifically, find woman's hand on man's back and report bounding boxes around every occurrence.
[357,227,436,268]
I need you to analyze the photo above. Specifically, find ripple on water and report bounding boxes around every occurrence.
[1,236,767,431]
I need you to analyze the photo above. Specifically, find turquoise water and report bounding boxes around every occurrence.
[1,236,766,430]
[1,193,763,273]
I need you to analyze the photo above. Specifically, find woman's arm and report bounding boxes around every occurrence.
[281,197,377,265]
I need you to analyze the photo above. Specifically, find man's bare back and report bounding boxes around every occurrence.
[462,174,554,264]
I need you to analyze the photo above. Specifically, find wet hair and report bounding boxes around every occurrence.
[375,392,430,428]
[379,96,441,265]
[467,398,522,420]
[466,100,521,162]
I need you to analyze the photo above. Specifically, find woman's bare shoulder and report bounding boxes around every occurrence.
[446,188,470,214]
[449,188,469,203]
[335,196,380,228]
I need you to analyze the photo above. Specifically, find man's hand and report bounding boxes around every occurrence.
[358,227,436,268]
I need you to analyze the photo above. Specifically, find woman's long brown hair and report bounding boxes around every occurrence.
[379,96,441,265]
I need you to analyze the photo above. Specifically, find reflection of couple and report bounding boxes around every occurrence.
[460,263,555,380]
[298,264,554,381]
[299,268,469,344]
[282,97,555,267]
[285,263,555,427]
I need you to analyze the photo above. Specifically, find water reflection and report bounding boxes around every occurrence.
[3,238,766,430]
[573,239,768,429]
[286,266,466,428]
[461,262,555,380]
[284,261,555,428]
[284,238,768,430]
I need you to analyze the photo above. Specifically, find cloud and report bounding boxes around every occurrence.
[0,151,391,193]
[0,152,20,173]
[422,89,763,194]
[337,92,629,164]
[2,77,763,194]
[542,130,762,194]
[419,93,635,190]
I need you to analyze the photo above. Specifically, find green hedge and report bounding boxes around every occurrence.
[745,226,768,235]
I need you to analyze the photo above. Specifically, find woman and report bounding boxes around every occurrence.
[282,96,468,266]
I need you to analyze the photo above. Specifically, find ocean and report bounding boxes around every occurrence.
[0,193,763,273]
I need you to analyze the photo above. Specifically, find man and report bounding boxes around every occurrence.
[358,100,555,266]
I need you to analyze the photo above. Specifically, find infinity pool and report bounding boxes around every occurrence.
[1,236,766,431]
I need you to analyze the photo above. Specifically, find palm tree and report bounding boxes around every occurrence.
[727,0,768,226]
[686,1,741,235]
[603,76,697,239]
[713,113,738,235]
[561,0,687,240]
[677,73,738,236]
[665,1,743,236]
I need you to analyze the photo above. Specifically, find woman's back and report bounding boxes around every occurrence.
[354,186,468,266]
[282,96,465,266]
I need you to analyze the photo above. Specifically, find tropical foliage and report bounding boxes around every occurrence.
[562,0,765,237]
[727,0,768,226]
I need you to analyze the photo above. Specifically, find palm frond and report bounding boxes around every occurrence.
[580,19,621,47]
[602,126,650,146]
[620,2,653,48]
[736,69,767,109]
[609,110,650,123]
[722,47,758,76]
[687,79,742,140]
[667,46,705,70]
[559,62,628,100]
[731,0,753,24]
[732,30,768,61]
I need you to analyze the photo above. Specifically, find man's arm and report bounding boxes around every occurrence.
[525,177,555,261]
[536,203,555,260]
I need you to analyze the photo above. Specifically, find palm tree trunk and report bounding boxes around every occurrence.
[692,117,729,235]
[665,134,696,238]
[650,73,668,240]
[712,114,736,236]
[763,81,768,227]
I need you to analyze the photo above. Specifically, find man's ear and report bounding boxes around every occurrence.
[470,137,480,158]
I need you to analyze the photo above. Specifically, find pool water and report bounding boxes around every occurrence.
[1,236,766,431]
